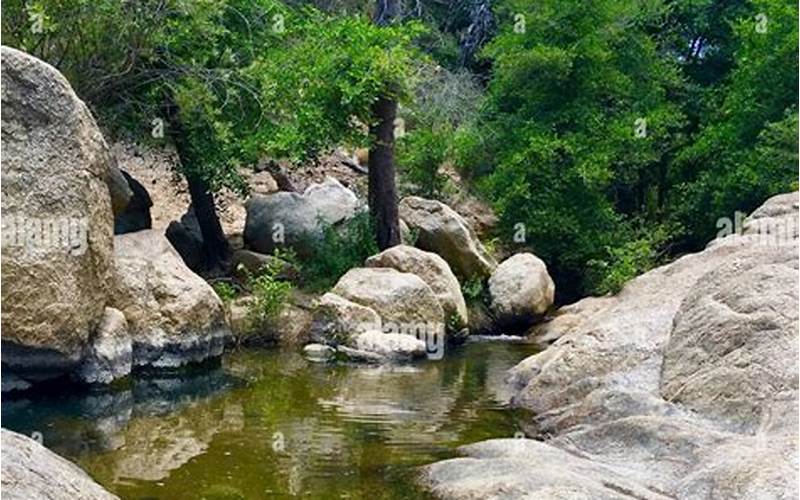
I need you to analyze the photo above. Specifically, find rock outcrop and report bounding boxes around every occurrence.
[365,245,468,329]
[109,230,230,367]
[244,177,359,257]
[1,428,118,499]
[1,46,115,382]
[423,192,799,499]
[399,196,497,279]
[488,253,554,331]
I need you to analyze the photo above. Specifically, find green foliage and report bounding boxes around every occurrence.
[397,126,451,197]
[451,0,797,300]
[301,212,379,291]
[212,281,238,305]
[586,222,675,295]
[243,261,294,332]
[460,277,485,304]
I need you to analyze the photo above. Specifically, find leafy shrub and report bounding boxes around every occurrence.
[586,222,676,296]
[243,261,294,332]
[301,212,379,291]
[461,276,485,304]
[212,281,238,305]
[397,126,451,197]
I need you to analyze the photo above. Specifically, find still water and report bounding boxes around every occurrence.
[2,341,537,499]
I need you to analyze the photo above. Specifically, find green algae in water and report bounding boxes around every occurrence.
[2,342,537,499]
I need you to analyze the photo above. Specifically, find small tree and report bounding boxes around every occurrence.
[4,0,423,265]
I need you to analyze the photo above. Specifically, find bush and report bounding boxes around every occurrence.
[301,212,379,291]
[243,261,294,332]
[397,126,451,198]
[212,281,238,305]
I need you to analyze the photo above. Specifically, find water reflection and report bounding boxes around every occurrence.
[2,342,536,499]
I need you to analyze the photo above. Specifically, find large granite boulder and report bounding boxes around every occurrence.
[423,192,799,498]
[488,253,555,331]
[109,230,230,367]
[309,292,382,345]
[365,245,467,329]
[332,267,445,339]
[1,46,114,382]
[399,196,496,279]
[1,428,118,499]
[244,177,359,257]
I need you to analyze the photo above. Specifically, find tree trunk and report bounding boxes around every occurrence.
[370,0,401,250]
[368,95,401,250]
[163,95,231,273]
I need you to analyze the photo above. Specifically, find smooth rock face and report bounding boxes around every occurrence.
[78,307,132,384]
[332,267,445,339]
[399,196,497,279]
[351,331,426,360]
[1,46,115,380]
[365,245,468,329]
[244,177,359,257]
[423,192,799,499]
[1,428,119,499]
[310,292,382,344]
[488,253,555,330]
[109,230,230,367]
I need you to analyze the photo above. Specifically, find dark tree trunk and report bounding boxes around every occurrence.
[163,95,231,273]
[369,0,401,250]
[368,95,401,250]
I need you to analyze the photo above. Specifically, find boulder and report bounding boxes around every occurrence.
[113,170,152,234]
[1,46,114,382]
[351,330,426,360]
[365,245,468,329]
[488,253,555,331]
[106,165,134,217]
[165,208,204,272]
[109,230,230,367]
[77,307,132,385]
[303,343,335,361]
[244,177,359,257]
[233,292,314,347]
[423,192,799,499]
[399,196,496,279]
[1,428,118,499]
[309,292,382,344]
[332,267,445,339]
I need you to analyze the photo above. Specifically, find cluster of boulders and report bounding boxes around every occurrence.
[1,47,230,391]
[298,198,556,363]
[422,192,799,499]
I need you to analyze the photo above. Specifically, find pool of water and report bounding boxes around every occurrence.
[2,341,537,499]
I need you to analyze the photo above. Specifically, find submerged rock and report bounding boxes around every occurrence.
[109,230,230,368]
[303,343,336,361]
[351,331,426,360]
[423,192,799,498]
[488,253,554,331]
[399,196,496,279]
[1,428,118,499]
[1,46,115,382]
[365,245,468,329]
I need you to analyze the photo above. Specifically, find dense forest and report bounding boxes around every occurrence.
[3,0,797,301]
